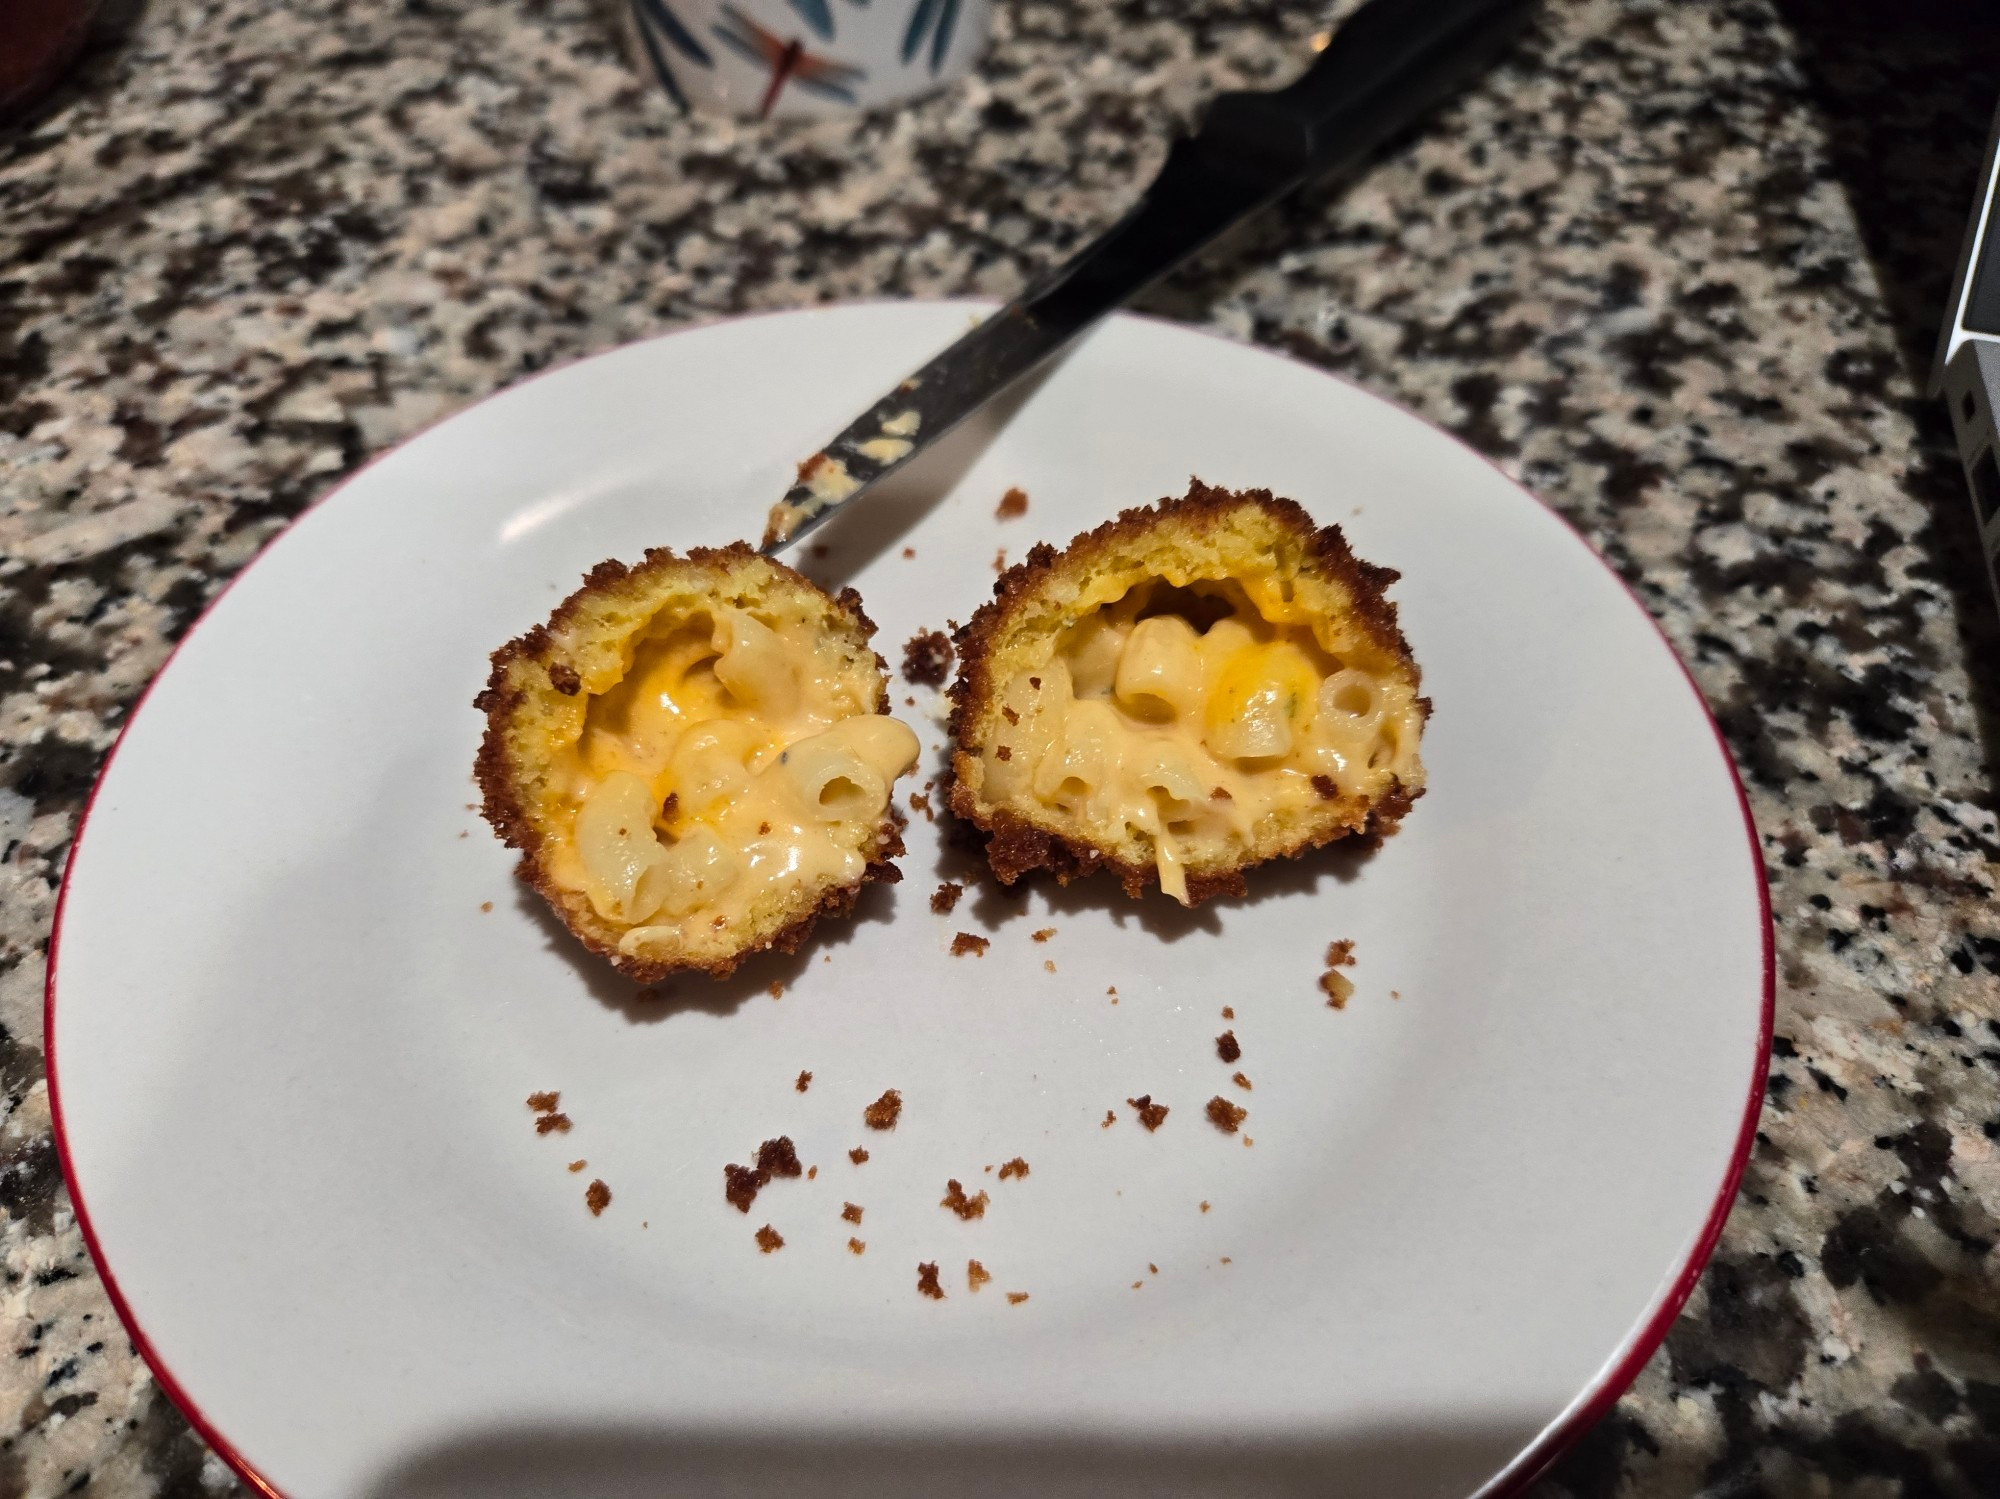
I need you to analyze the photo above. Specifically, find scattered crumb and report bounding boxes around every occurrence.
[1043,960,1056,973]
[757,1136,803,1178]
[1101,1110,1116,1129]
[1007,1291,1029,1305]
[1200,1200,1210,1213]
[536,1113,572,1135]
[1132,1281,1143,1290]
[725,1163,765,1213]
[458,830,468,838]
[1216,1030,1241,1064]
[951,932,990,957]
[1310,775,1340,800]
[985,1164,993,1173]
[901,629,954,687]
[1233,1071,1253,1091]
[850,1146,870,1164]
[1244,1136,1254,1147]
[864,1090,903,1130]
[909,790,934,820]
[917,1262,945,1300]
[586,1179,611,1216]
[996,486,1028,519]
[931,881,963,914]
[723,1136,803,1213]
[807,1165,817,1180]
[1391,989,1401,1000]
[568,1160,586,1173]
[756,1224,784,1253]
[768,981,785,999]
[1032,928,1055,943]
[998,1157,1030,1181]
[1320,939,1357,1007]
[1221,1256,1233,1265]
[527,1091,560,1113]
[796,1070,813,1093]
[968,1259,992,1291]
[942,1179,990,1220]
[849,1237,866,1254]
[1149,1263,1158,1275]
[809,542,831,559]
[1221,1006,1234,1020]
[842,1202,864,1224]
[995,746,1012,762]
[480,901,492,913]
[992,548,1007,573]
[1206,1097,1248,1134]
[1127,1096,1169,1132]
[905,696,916,707]
[901,546,916,559]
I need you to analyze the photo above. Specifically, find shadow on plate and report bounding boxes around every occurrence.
[935,818,1387,945]
[516,876,899,1024]
[359,1420,1534,1499]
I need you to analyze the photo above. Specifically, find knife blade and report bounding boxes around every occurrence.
[761,0,1536,553]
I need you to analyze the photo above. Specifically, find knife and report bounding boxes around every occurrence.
[760,0,1537,553]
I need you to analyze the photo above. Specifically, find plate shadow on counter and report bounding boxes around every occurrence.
[358,1421,1535,1499]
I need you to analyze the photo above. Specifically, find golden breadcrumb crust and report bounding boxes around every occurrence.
[474,542,904,981]
[945,480,1428,903]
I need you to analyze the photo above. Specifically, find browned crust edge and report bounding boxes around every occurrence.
[943,480,1429,906]
[472,541,903,982]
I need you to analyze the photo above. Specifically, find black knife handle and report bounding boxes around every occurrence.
[1294,0,1537,172]
[1208,0,1537,184]
[762,0,1535,551]
[1025,0,1535,325]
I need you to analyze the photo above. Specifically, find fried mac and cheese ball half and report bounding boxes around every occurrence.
[947,482,1427,906]
[475,545,919,980]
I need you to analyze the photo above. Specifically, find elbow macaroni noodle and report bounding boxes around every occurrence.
[548,603,917,950]
[979,578,1422,903]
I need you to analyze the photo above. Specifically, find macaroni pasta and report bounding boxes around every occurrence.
[977,577,1421,902]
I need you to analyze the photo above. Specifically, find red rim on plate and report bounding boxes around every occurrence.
[43,304,1775,1499]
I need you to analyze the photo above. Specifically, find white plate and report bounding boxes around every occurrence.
[49,302,1770,1499]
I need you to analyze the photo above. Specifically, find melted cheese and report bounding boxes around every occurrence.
[978,578,1422,903]
[545,605,917,949]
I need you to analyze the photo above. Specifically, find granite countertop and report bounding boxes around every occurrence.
[4,0,1999,1493]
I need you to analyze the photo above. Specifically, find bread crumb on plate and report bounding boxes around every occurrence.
[1127,1095,1169,1131]
[942,1180,989,1220]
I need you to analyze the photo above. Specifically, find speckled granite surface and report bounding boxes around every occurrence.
[3,0,1998,1493]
